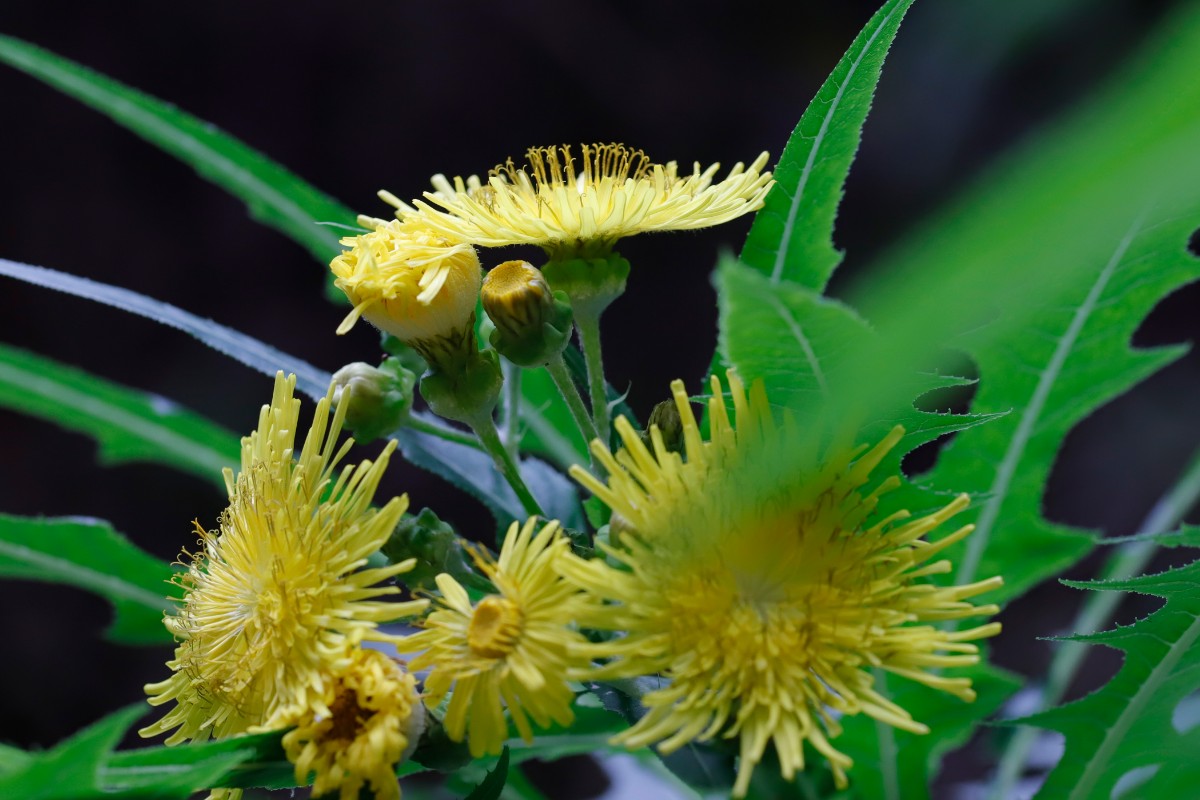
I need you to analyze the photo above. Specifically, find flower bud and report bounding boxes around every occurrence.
[481,260,574,367]
[331,218,482,360]
[330,360,415,443]
[641,398,685,456]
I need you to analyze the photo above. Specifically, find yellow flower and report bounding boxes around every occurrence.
[389,142,773,258]
[281,648,423,800]
[141,373,427,744]
[558,372,1003,797]
[330,216,482,349]
[402,518,591,757]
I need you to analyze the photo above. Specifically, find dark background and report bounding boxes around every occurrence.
[1,1,1197,796]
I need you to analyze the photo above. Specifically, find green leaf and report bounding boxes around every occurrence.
[740,0,915,290]
[517,367,589,469]
[0,745,32,777]
[0,258,332,401]
[0,257,576,527]
[838,663,1021,799]
[716,255,1001,476]
[463,747,509,800]
[0,514,175,645]
[0,706,258,799]
[0,342,237,487]
[0,35,356,267]
[1022,557,1200,799]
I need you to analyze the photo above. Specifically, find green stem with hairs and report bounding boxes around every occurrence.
[545,352,600,447]
[573,306,611,447]
[468,411,544,519]
[405,415,483,450]
[502,361,522,457]
[988,444,1200,799]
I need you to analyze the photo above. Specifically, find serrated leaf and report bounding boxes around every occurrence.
[463,746,509,800]
[0,706,254,799]
[0,258,332,401]
[0,514,175,645]
[0,342,237,487]
[716,254,1000,478]
[740,0,914,290]
[1021,557,1200,799]
[0,35,355,268]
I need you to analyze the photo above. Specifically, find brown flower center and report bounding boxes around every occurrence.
[466,596,523,659]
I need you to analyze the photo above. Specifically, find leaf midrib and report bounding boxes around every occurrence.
[956,209,1148,585]
[0,36,342,257]
[1068,606,1200,800]
[0,536,171,613]
[0,361,231,477]
[769,5,899,285]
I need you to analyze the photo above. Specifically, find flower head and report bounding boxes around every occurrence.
[392,143,773,258]
[559,373,1003,796]
[331,216,482,347]
[141,373,426,744]
[281,648,423,800]
[402,518,592,757]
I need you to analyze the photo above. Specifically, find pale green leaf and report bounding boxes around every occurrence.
[0,515,175,645]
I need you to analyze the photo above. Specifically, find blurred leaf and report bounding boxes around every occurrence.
[0,35,356,268]
[394,424,582,530]
[1022,557,1200,799]
[0,514,175,645]
[838,663,1021,799]
[0,744,31,777]
[0,706,256,799]
[716,255,1002,483]
[0,258,331,400]
[463,747,509,800]
[740,0,915,290]
[518,367,588,469]
[0,342,237,487]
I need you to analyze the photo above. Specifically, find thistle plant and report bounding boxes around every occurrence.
[3,2,1200,800]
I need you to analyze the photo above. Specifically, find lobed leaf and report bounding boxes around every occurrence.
[0,514,176,645]
[0,342,237,487]
[1025,556,1200,798]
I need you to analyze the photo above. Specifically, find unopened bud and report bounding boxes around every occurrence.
[331,360,415,442]
[481,260,574,367]
[641,399,685,456]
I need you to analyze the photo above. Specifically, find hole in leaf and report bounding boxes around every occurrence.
[901,350,979,477]
[1111,764,1160,799]
[1172,690,1200,734]
[1188,227,1199,258]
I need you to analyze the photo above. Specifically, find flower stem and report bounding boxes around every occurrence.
[502,360,522,457]
[468,411,544,519]
[405,415,483,450]
[545,352,600,447]
[988,443,1200,799]
[573,305,611,447]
